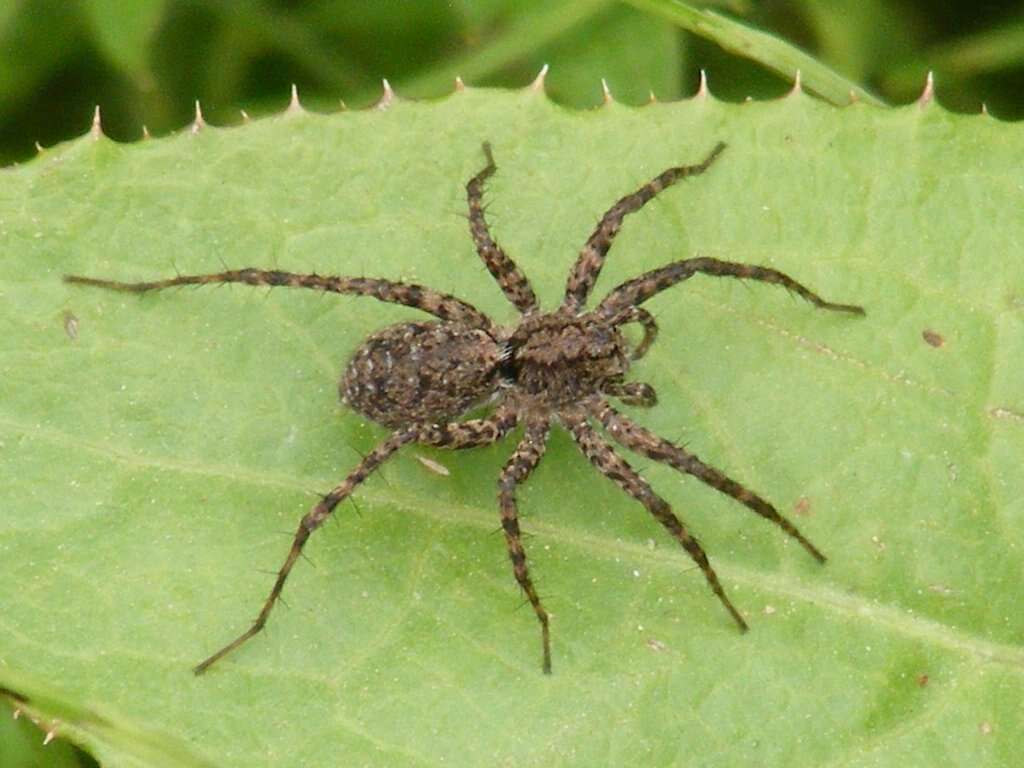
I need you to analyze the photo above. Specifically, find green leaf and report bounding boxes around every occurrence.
[1,668,212,768]
[82,0,166,84]
[623,0,886,105]
[394,0,616,102]
[2,87,1022,767]
[0,0,87,118]
[0,699,89,768]
[531,3,684,105]
[884,12,1024,96]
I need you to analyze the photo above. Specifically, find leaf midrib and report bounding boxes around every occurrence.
[4,412,1021,673]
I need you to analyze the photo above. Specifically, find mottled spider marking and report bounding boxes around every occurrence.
[596,257,865,320]
[65,141,863,675]
[607,305,659,360]
[466,141,538,314]
[565,412,748,632]
[589,399,826,562]
[65,269,495,330]
[498,420,552,673]
[563,141,727,311]
[340,321,504,429]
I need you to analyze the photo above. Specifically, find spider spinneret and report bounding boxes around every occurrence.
[65,140,864,675]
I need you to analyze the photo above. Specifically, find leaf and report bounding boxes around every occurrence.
[0,700,88,768]
[0,0,87,118]
[394,0,616,103]
[82,0,166,84]
[0,668,213,768]
[623,0,886,105]
[530,3,684,105]
[2,87,1022,767]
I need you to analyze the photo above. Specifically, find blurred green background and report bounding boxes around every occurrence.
[3,0,1022,765]
[3,0,1024,167]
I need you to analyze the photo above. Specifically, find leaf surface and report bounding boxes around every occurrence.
[1,88,1022,767]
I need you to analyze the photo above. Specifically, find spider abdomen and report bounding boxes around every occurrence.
[340,321,503,428]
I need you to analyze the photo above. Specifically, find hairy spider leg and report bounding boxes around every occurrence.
[64,269,494,330]
[193,429,415,674]
[562,141,728,312]
[466,142,539,314]
[596,256,866,319]
[589,399,826,563]
[565,414,748,632]
[497,420,553,673]
[194,410,518,674]
[607,305,659,360]
[601,380,658,408]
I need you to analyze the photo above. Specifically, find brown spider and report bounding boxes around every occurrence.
[65,141,864,675]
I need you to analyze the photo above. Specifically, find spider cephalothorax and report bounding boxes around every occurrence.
[66,141,864,675]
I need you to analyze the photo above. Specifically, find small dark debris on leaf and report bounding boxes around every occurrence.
[922,329,944,348]
[793,496,812,516]
[917,673,929,687]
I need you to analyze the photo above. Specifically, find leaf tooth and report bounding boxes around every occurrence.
[34,140,44,154]
[191,100,206,134]
[694,69,710,101]
[90,105,104,140]
[529,63,549,93]
[600,78,614,106]
[240,109,251,122]
[454,76,466,93]
[646,90,658,106]
[375,78,396,110]
[141,125,151,140]
[286,83,305,116]
[786,69,803,99]
[917,71,935,108]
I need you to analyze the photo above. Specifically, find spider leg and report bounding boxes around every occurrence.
[194,409,518,675]
[602,381,657,408]
[466,142,539,314]
[596,256,865,319]
[193,428,417,674]
[562,142,727,312]
[589,398,825,562]
[565,413,748,632]
[606,305,658,360]
[497,420,553,673]
[419,406,518,449]
[65,269,494,330]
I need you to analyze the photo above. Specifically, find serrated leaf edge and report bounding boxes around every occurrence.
[17,66,1002,167]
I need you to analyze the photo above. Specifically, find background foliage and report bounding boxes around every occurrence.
[2,1,1022,767]
[3,0,1024,166]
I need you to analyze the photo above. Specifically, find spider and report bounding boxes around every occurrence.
[65,141,864,675]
